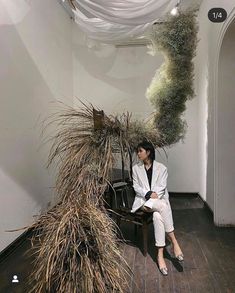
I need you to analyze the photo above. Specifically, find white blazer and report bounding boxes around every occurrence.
[131,160,169,213]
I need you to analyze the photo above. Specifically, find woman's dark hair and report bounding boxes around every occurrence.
[136,141,155,162]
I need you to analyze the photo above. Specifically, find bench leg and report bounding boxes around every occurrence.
[134,224,138,237]
[142,223,148,256]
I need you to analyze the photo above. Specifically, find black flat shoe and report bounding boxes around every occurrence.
[175,253,184,262]
[159,267,168,276]
[157,257,168,276]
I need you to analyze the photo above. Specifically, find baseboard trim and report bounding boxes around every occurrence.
[169,192,199,197]
[197,193,214,215]
[0,228,34,264]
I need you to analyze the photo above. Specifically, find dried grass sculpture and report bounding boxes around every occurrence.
[8,102,161,293]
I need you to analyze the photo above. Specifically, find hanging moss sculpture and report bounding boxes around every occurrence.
[146,9,199,146]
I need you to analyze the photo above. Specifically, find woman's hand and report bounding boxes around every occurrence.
[150,192,158,199]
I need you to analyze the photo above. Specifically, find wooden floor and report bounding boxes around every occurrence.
[119,196,235,293]
[0,195,235,293]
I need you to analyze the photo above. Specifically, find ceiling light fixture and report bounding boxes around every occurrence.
[170,0,181,16]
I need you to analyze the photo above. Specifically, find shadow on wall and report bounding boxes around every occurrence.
[72,42,156,93]
[72,28,164,113]
[0,23,62,208]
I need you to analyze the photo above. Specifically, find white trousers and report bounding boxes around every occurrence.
[141,198,174,247]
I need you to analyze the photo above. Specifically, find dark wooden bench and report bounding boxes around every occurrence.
[106,181,153,256]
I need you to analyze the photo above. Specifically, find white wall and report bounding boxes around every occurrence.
[0,0,73,252]
[72,26,199,193]
[72,29,156,117]
[217,19,235,225]
[194,2,210,203]
[195,0,235,225]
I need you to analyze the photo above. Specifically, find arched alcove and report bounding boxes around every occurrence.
[216,18,235,225]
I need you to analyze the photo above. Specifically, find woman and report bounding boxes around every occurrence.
[131,141,183,276]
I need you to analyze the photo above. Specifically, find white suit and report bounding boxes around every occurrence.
[131,160,174,246]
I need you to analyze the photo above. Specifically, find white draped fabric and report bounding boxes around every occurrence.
[72,0,178,43]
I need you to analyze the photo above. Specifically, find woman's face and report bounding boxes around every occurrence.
[137,147,150,161]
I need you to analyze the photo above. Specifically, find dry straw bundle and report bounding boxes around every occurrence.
[28,199,128,292]
[10,101,160,293]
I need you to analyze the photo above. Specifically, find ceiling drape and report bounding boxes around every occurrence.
[72,0,178,43]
